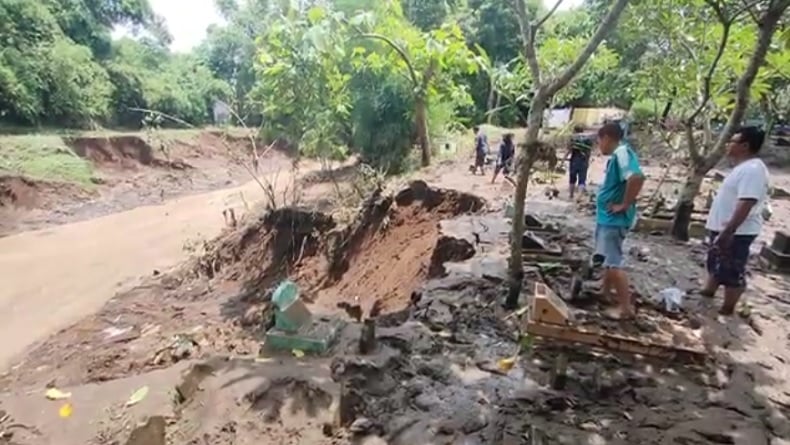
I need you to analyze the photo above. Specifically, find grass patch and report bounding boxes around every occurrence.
[0,135,94,185]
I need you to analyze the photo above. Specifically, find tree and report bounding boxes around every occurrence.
[638,0,790,240]
[504,0,631,309]
[352,1,479,166]
[252,4,352,161]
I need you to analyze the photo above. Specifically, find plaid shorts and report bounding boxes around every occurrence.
[706,231,756,288]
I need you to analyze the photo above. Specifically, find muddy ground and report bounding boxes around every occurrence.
[2,136,790,445]
[0,131,289,236]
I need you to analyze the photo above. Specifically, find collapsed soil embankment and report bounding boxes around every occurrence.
[199,180,487,315]
[0,131,292,235]
[0,175,92,210]
[0,181,486,389]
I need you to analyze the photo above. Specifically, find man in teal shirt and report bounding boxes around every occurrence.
[595,123,645,320]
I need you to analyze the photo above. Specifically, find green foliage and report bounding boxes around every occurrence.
[0,0,226,129]
[0,135,94,184]
[252,0,477,170]
[252,4,351,160]
[627,0,790,123]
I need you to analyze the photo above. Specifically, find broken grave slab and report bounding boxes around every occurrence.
[264,316,345,355]
[761,244,790,273]
[521,231,547,250]
[770,231,790,255]
[634,217,706,239]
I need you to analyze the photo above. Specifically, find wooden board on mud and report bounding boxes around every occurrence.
[523,283,706,363]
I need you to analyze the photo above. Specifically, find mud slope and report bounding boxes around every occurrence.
[0,181,485,389]
[1,132,293,235]
[0,175,92,210]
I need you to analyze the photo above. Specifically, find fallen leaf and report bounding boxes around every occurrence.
[497,357,516,373]
[125,386,149,407]
[292,349,305,358]
[45,388,72,400]
[59,403,73,418]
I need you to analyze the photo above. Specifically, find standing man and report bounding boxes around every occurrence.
[491,133,516,186]
[565,125,593,199]
[701,126,769,315]
[472,126,488,175]
[595,123,645,320]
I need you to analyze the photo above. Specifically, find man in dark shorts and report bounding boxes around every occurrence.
[701,126,769,315]
[566,125,593,199]
[472,126,488,175]
[491,133,516,186]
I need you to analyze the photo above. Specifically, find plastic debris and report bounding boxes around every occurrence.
[654,287,684,313]
[497,357,516,373]
[45,388,71,400]
[59,403,73,418]
[292,349,305,358]
[125,386,149,407]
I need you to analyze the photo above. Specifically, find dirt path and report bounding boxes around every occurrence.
[0,164,317,369]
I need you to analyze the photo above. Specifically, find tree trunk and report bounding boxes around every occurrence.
[415,96,431,167]
[760,97,776,153]
[660,90,675,127]
[486,83,496,124]
[670,165,706,241]
[670,0,789,240]
[505,94,546,310]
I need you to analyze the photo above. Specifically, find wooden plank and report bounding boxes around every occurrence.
[524,321,706,363]
[531,282,573,325]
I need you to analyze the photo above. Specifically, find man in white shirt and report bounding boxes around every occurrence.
[702,126,769,315]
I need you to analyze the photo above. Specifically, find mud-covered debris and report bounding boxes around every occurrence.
[337,301,363,322]
[154,334,199,365]
[522,232,548,251]
[428,236,476,278]
[349,417,381,436]
[175,363,215,404]
[124,416,166,445]
[359,319,377,354]
[394,180,485,213]
[244,377,333,422]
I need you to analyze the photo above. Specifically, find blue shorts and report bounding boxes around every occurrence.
[595,225,627,268]
[569,159,588,186]
[706,231,756,288]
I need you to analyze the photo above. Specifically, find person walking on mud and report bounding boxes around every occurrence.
[472,126,488,175]
[565,125,593,199]
[491,133,516,186]
[595,123,645,320]
[701,126,769,315]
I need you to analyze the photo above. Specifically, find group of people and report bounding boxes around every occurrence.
[471,122,770,321]
[471,125,516,186]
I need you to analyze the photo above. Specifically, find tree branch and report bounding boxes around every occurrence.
[513,0,542,85]
[702,0,790,170]
[535,0,564,29]
[359,33,419,87]
[736,0,763,23]
[686,1,731,124]
[545,0,630,97]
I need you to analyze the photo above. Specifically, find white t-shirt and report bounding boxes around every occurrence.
[705,158,770,235]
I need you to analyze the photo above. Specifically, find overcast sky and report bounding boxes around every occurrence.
[143,0,584,52]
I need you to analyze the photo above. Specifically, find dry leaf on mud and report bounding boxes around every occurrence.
[45,388,71,400]
[125,386,149,407]
[292,349,305,358]
[497,357,516,373]
[59,403,73,418]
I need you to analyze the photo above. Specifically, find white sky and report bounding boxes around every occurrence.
[119,0,584,52]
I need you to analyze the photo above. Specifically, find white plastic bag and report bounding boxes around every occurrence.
[654,287,684,313]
